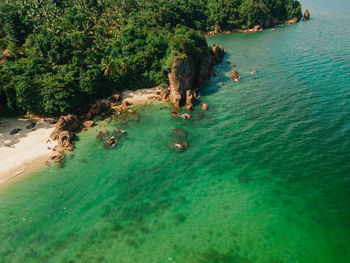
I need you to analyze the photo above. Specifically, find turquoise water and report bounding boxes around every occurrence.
[1,1,350,262]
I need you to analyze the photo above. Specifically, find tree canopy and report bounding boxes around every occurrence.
[0,0,301,116]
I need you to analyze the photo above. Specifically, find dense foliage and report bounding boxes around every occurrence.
[0,0,301,116]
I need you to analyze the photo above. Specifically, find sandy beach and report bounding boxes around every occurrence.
[0,116,56,185]
[120,87,164,105]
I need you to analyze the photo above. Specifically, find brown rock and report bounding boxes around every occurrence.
[105,136,117,148]
[181,113,191,119]
[109,94,121,103]
[57,131,75,148]
[86,100,106,120]
[50,114,80,149]
[83,120,94,128]
[212,44,226,64]
[167,45,225,110]
[231,70,240,82]
[202,103,208,111]
[303,10,310,21]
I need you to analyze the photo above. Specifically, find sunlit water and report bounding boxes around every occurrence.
[1,1,350,262]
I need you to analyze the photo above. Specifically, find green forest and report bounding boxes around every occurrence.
[0,0,301,116]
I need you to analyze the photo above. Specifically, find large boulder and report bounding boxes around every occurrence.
[212,44,226,64]
[86,100,106,120]
[50,114,81,149]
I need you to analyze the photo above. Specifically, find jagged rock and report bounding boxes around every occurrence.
[212,45,226,63]
[214,24,222,35]
[105,136,117,148]
[83,120,94,128]
[303,10,310,21]
[252,25,263,32]
[186,90,194,111]
[231,70,240,82]
[168,45,225,110]
[181,113,191,119]
[109,94,121,103]
[57,131,75,148]
[86,100,106,120]
[202,103,208,111]
[50,114,80,149]
[168,56,196,108]
[50,151,64,162]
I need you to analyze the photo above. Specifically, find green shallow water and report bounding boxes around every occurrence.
[1,0,350,262]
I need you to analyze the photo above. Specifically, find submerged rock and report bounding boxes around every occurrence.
[105,136,117,148]
[201,103,208,111]
[174,128,187,138]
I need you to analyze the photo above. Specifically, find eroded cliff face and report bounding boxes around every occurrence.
[168,45,225,110]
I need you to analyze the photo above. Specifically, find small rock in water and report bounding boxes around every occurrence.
[250,70,257,75]
[96,131,105,141]
[83,120,94,128]
[174,128,187,138]
[105,136,117,148]
[181,113,191,119]
[202,103,208,111]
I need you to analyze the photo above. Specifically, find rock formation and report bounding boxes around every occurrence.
[303,10,310,21]
[83,120,94,128]
[105,136,117,148]
[86,100,106,120]
[50,114,81,150]
[168,45,225,110]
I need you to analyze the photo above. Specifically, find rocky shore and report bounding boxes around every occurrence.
[49,44,226,161]
[205,13,306,37]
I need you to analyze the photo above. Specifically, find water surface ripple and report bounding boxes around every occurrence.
[1,0,350,262]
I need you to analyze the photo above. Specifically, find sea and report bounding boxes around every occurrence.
[0,0,350,262]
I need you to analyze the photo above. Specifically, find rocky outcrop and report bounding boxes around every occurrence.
[86,100,106,120]
[168,45,225,110]
[212,45,226,63]
[83,120,94,128]
[303,10,310,21]
[50,114,81,150]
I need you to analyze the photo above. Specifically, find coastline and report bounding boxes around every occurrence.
[0,116,56,186]
[0,88,165,186]
[204,17,302,37]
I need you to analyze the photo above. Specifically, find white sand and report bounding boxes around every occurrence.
[0,116,56,185]
[121,87,164,105]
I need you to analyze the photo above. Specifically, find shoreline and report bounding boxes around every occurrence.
[0,116,56,186]
[204,17,302,37]
[0,88,165,187]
